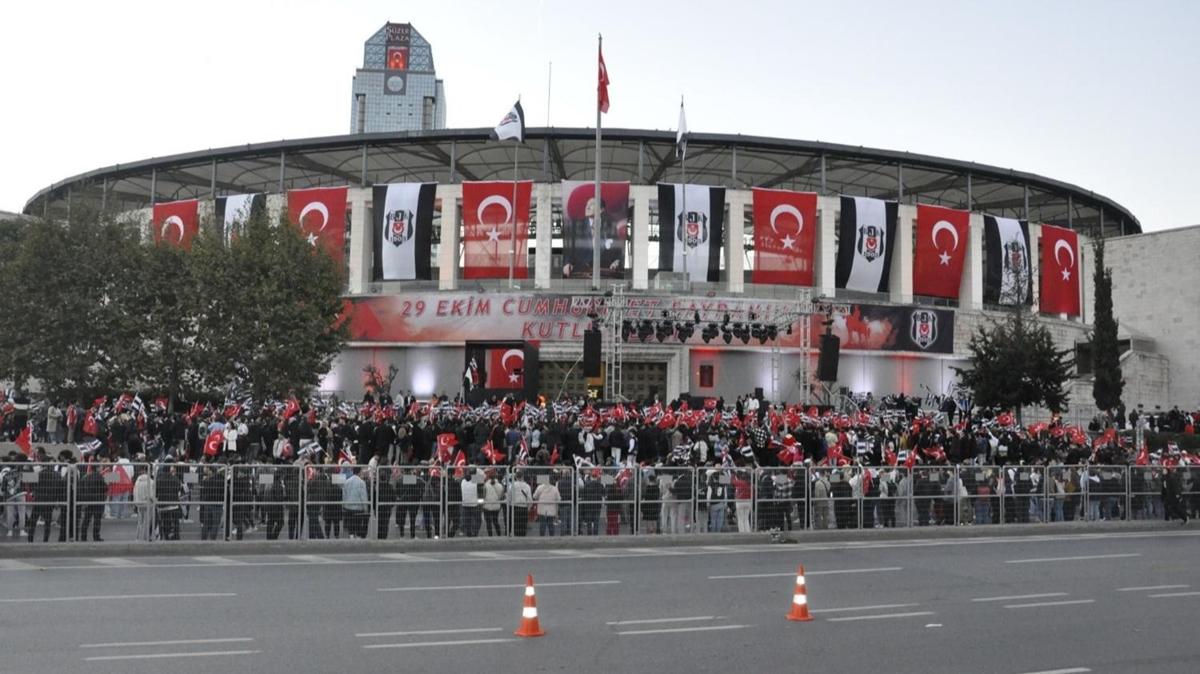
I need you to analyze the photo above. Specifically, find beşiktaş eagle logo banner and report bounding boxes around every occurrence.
[913,204,970,299]
[215,193,265,245]
[372,182,436,281]
[752,187,817,286]
[835,196,898,293]
[657,183,725,283]
[984,215,1031,306]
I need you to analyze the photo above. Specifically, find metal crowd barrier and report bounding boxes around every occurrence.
[1,462,1193,545]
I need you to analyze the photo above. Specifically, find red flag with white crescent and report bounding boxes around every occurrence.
[1038,224,1081,317]
[152,199,200,250]
[486,348,525,390]
[913,204,970,299]
[598,43,610,114]
[15,423,32,457]
[752,188,816,286]
[203,429,224,457]
[287,186,349,265]
[462,181,532,279]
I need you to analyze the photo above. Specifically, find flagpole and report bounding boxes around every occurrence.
[592,34,603,291]
[680,96,687,283]
[508,104,520,288]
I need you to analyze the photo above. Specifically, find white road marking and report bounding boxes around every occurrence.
[606,616,717,626]
[80,638,254,649]
[0,592,237,603]
[362,638,515,649]
[826,611,935,622]
[1117,584,1189,592]
[377,553,430,562]
[709,567,901,580]
[925,623,942,628]
[378,580,620,592]
[1006,553,1141,564]
[356,628,502,638]
[192,556,247,565]
[1147,591,1200,598]
[91,557,143,567]
[811,603,920,614]
[468,552,510,559]
[972,593,1069,603]
[0,560,40,571]
[546,549,588,556]
[85,650,259,661]
[1014,668,1091,674]
[1004,599,1096,609]
[287,554,343,564]
[616,624,750,636]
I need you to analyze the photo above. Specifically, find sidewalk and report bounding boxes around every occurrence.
[1,519,1185,560]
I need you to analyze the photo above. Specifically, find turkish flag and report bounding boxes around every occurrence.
[152,199,200,250]
[15,424,32,458]
[913,204,970,299]
[288,186,348,265]
[436,433,457,464]
[752,188,816,286]
[203,429,224,457]
[598,45,610,114]
[486,348,525,389]
[462,181,532,279]
[1039,225,1081,316]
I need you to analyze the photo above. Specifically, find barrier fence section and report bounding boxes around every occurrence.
[1,462,1195,545]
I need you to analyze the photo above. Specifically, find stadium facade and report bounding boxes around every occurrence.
[23,123,1180,418]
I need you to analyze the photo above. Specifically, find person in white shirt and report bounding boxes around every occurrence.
[460,471,482,537]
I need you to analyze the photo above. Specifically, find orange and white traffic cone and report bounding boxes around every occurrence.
[515,574,546,637]
[786,564,813,622]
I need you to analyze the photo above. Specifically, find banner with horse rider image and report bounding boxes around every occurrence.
[983,215,1031,306]
[657,183,725,283]
[560,180,630,279]
[808,302,955,354]
[372,182,436,281]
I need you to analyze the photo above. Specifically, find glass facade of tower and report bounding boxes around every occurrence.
[350,23,446,133]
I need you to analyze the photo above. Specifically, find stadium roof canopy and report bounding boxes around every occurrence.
[25,127,1139,235]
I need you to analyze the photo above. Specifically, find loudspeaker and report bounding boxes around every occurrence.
[818,334,841,382]
[753,387,764,400]
[583,329,602,377]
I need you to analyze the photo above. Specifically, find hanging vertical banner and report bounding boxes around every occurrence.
[1039,224,1081,316]
[835,196,898,293]
[372,182,436,281]
[288,187,349,264]
[151,199,200,249]
[462,180,533,279]
[913,204,970,299]
[560,180,629,279]
[657,183,725,283]
[215,193,265,244]
[751,187,817,286]
[983,215,1031,306]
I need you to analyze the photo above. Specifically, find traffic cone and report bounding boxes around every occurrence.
[515,574,546,637]
[786,564,813,622]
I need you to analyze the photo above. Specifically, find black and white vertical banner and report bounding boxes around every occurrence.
[835,196,898,293]
[983,215,1031,306]
[215,193,265,244]
[372,182,436,281]
[657,183,724,283]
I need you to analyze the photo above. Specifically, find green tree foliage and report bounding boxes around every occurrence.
[953,310,1074,418]
[0,207,347,403]
[1090,235,1124,411]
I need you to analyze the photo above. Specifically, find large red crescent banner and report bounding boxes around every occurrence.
[752,188,816,286]
[288,186,349,265]
[485,347,525,389]
[913,204,970,299]
[151,199,200,250]
[1039,224,1081,316]
[462,181,532,279]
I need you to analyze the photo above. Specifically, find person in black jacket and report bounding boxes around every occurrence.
[77,465,107,541]
[155,465,183,540]
[198,466,225,541]
[395,468,423,538]
[578,471,605,535]
[27,468,60,543]
[376,468,396,539]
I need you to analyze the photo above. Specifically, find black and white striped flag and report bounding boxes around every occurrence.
[372,183,436,280]
[215,193,265,244]
[835,196,898,293]
[657,183,724,283]
[490,100,525,143]
[983,216,1031,306]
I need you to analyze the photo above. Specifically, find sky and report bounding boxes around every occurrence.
[1,0,1197,231]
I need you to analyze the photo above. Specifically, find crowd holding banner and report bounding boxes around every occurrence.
[2,387,1196,542]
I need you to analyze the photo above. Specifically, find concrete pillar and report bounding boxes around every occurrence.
[816,196,838,296]
[1029,223,1041,309]
[437,184,461,290]
[1078,231,1092,325]
[725,189,747,294]
[632,184,652,290]
[962,212,984,309]
[535,182,553,289]
[893,204,916,303]
[347,187,370,294]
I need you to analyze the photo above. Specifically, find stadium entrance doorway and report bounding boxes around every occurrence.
[542,360,667,402]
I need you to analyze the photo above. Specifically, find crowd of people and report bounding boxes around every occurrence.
[2,389,1197,543]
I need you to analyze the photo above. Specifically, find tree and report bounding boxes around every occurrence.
[0,209,145,401]
[127,241,205,408]
[189,208,348,400]
[953,310,1074,419]
[1090,235,1124,411]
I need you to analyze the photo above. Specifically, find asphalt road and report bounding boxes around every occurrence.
[2,529,1198,674]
